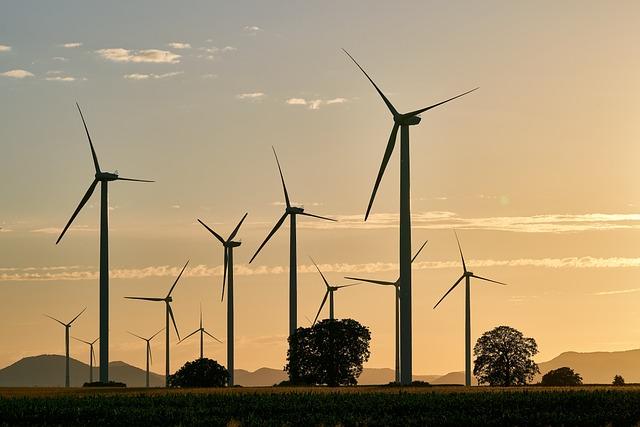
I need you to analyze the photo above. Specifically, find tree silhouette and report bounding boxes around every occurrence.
[541,367,583,386]
[285,319,371,386]
[473,325,539,386]
[168,358,228,388]
[613,375,625,386]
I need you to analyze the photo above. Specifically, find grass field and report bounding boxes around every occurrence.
[2,386,640,426]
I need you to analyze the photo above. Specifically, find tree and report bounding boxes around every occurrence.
[168,358,228,388]
[540,367,583,386]
[285,318,371,386]
[473,325,539,386]
[613,375,625,386]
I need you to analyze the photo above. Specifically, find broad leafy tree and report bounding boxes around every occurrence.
[286,319,371,386]
[540,367,583,386]
[473,325,539,386]
[169,358,228,388]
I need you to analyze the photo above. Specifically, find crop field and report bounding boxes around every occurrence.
[2,386,640,426]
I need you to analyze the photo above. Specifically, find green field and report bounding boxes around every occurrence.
[2,386,640,426]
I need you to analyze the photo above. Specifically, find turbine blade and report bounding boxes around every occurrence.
[344,277,395,286]
[473,275,508,286]
[91,337,99,345]
[197,219,225,244]
[148,342,153,366]
[72,337,91,345]
[405,87,479,117]
[313,291,330,325]
[45,314,66,326]
[299,212,336,222]
[125,296,164,302]
[272,147,291,208]
[309,257,330,289]
[116,177,154,183]
[127,331,146,341]
[433,275,465,309]
[56,179,98,244]
[76,103,101,173]
[167,260,189,297]
[199,304,203,329]
[168,304,180,340]
[454,231,467,273]
[365,123,399,221]
[228,212,248,242]
[69,307,86,325]
[91,346,96,362]
[221,248,228,302]
[150,328,164,340]
[179,329,199,343]
[249,212,288,263]
[411,240,429,263]
[203,329,223,343]
[342,49,399,117]
[335,283,360,289]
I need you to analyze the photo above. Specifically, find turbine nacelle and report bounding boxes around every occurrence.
[396,115,421,126]
[96,171,118,181]
[225,241,242,248]
[286,206,305,214]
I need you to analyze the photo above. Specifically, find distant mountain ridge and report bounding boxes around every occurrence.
[2,349,639,387]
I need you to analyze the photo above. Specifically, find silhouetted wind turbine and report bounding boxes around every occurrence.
[72,336,99,383]
[128,328,163,387]
[125,260,188,387]
[345,240,427,383]
[45,307,86,387]
[309,257,358,324]
[180,305,223,360]
[249,148,335,352]
[56,103,153,384]
[433,232,507,386]
[344,49,477,384]
[198,213,247,386]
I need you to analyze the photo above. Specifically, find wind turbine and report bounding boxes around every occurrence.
[433,232,507,386]
[56,103,153,384]
[344,49,477,384]
[128,328,163,388]
[198,213,247,386]
[125,260,188,387]
[345,240,427,383]
[45,307,86,387]
[180,305,223,360]
[72,336,99,383]
[249,148,335,350]
[309,257,358,324]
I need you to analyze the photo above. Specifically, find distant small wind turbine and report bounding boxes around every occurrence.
[56,103,153,384]
[125,260,188,387]
[309,257,359,324]
[198,213,247,386]
[250,147,335,348]
[179,305,223,360]
[433,232,508,386]
[45,307,86,387]
[345,240,427,383]
[72,336,99,383]
[344,48,476,384]
[128,328,163,388]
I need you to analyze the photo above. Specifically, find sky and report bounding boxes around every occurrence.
[1,0,640,377]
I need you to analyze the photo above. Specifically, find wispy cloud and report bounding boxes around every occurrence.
[197,46,237,60]
[2,257,640,282]
[285,97,348,110]
[62,42,82,48]
[243,25,262,35]
[123,71,183,80]
[167,42,191,49]
[271,201,323,207]
[44,71,78,82]
[96,48,181,64]
[236,92,265,101]
[300,212,640,233]
[593,287,640,296]
[202,73,218,79]
[52,56,68,61]
[30,225,95,234]
[1,69,33,78]
[0,45,11,52]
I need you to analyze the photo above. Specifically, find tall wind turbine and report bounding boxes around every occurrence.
[433,232,507,386]
[309,257,358,324]
[249,148,335,344]
[125,260,188,386]
[56,103,153,383]
[198,213,247,386]
[73,336,99,383]
[345,240,427,383]
[128,328,163,388]
[180,305,223,360]
[344,49,477,384]
[45,307,86,387]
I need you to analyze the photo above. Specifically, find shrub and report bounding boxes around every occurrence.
[613,375,625,386]
[541,367,583,386]
[168,358,228,388]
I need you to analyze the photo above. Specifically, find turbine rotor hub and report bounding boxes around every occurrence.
[96,172,118,181]
[287,206,304,214]
[395,115,421,126]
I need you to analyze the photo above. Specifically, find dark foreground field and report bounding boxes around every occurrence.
[2,386,640,426]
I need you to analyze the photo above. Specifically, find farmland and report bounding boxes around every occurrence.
[2,386,640,426]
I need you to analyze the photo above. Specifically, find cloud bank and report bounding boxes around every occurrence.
[1,69,33,78]
[96,48,181,64]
